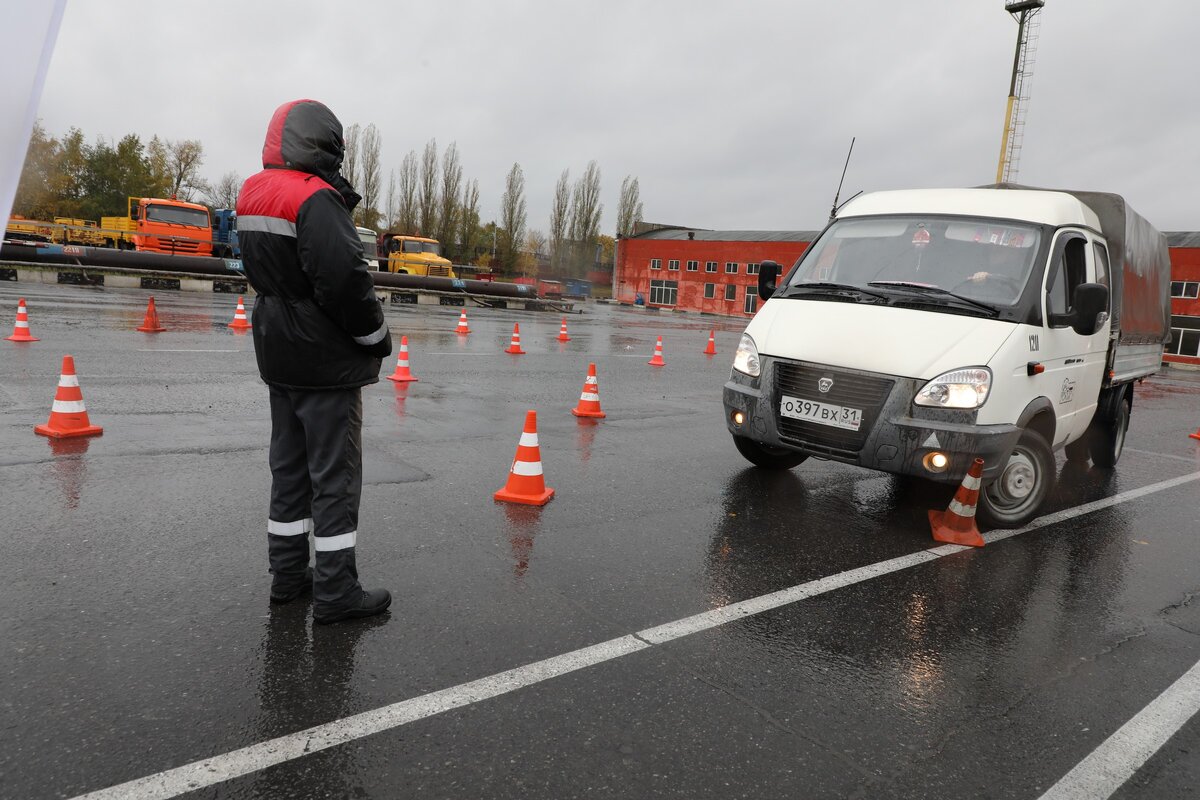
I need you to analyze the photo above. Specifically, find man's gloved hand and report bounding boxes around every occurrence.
[363,328,392,359]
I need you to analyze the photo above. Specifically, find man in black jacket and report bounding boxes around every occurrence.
[237,99,392,624]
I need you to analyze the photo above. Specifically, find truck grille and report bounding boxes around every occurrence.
[774,361,895,455]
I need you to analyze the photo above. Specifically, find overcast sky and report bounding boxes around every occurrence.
[32,0,1200,234]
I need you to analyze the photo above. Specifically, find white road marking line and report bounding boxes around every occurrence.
[1124,447,1199,464]
[1037,657,1200,800]
[68,470,1200,800]
[136,349,243,353]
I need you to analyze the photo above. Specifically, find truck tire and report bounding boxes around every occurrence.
[977,428,1055,529]
[732,435,809,470]
[1089,396,1130,469]
[1063,436,1092,463]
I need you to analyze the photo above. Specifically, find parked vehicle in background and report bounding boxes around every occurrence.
[212,209,240,259]
[100,196,212,256]
[4,216,104,246]
[380,233,456,278]
[724,186,1171,528]
[357,227,380,269]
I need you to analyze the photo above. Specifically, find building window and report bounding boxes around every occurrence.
[743,293,758,314]
[704,283,715,299]
[1169,315,1200,356]
[746,262,760,275]
[668,259,680,271]
[724,284,737,301]
[725,262,738,274]
[1171,281,1199,298]
[649,279,678,306]
[686,260,699,271]
[650,258,661,270]
[705,261,718,272]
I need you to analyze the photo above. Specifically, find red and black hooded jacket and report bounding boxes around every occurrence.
[236,99,391,390]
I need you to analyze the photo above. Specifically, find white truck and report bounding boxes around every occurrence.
[723,186,1171,527]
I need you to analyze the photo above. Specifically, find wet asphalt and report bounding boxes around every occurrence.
[0,281,1198,800]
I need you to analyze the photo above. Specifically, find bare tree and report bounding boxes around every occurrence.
[204,171,242,210]
[526,229,547,271]
[358,123,382,228]
[165,139,208,200]
[499,162,527,274]
[436,142,463,251]
[457,179,480,263]
[549,168,570,270]
[342,123,361,189]
[616,175,643,237]
[384,168,398,230]
[418,139,439,236]
[567,160,603,275]
[397,150,418,234]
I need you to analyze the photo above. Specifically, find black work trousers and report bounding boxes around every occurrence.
[266,384,365,612]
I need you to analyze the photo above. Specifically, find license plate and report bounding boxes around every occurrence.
[779,395,862,431]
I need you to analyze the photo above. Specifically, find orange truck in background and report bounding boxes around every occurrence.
[100,196,212,256]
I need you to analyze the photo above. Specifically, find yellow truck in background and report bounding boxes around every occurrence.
[380,233,456,278]
[100,196,212,256]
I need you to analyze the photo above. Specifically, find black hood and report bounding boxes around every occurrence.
[261,99,361,210]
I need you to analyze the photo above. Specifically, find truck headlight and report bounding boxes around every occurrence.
[915,367,991,409]
[732,333,760,377]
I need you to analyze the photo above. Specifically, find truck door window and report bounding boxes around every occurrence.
[1092,242,1110,288]
[1046,235,1086,322]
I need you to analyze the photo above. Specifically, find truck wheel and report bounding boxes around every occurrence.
[977,428,1055,529]
[732,435,808,470]
[1090,396,1130,469]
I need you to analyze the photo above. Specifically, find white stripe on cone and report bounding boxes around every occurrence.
[58,374,80,387]
[512,460,544,476]
[948,499,977,517]
[51,400,87,413]
[519,432,539,447]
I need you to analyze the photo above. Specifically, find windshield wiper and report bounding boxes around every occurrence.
[867,281,1000,317]
[785,281,890,302]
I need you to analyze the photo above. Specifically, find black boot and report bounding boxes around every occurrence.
[313,548,391,624]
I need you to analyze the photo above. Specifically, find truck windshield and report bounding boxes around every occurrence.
[787,215,1041,307]
[401,240,441,256]
[145,204,209,228]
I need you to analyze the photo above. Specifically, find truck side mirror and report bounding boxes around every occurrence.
[758,260,781,300]
[130,206,140,221]
[1069,282,1109,336]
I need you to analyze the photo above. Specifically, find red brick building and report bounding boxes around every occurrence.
[615,226,1200,368]
[613,228,816,317]
[1166,232,1200,367]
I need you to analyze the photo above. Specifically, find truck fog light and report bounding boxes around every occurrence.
[732,410,745,426]
[923,451,949,473]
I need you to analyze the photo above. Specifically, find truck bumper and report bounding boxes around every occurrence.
[722,359,1021,485]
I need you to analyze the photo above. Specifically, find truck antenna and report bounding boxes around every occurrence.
[830,137,859,221]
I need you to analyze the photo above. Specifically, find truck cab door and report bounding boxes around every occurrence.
[1037,229,1110,446]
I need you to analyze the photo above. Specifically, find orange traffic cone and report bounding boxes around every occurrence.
[571,362,606,418]
[455,310,471,335]
[386,335,419,382]
[5,298,39,342]
[137,296,166,332]
[556,317,571,342]
[228,296,252,330]
[929,457,986,547]
[494,410,554,506]
[1190,428,1200,441]
[34,355,103,439]
[703,329,716,355]
[648,335,666,366]
[504,323,526,354]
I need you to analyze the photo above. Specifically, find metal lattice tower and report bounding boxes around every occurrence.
[996,1,1045,184]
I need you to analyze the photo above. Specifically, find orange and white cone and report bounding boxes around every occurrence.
[455,310,471,335]
[34,355,103,439]
[137,296,166,332]
[228,296,252,330]
[929,457,985,547]
[5,298,39,342]
[648,335,666,366]
[386,335,419,382]
[571,362,606,419]
[504,323,526,354]
[494,410,554,506]
[556,317,571,342]
[703,329,716,355]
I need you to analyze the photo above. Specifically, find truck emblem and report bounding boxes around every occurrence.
[1029,334,1039,352]
[818,377,834,393]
